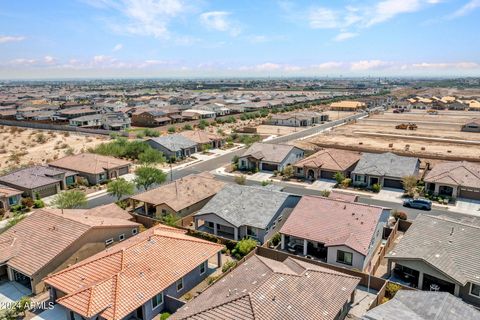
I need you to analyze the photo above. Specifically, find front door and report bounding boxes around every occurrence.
[370,177,379,186]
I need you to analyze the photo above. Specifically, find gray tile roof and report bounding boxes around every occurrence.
[241,142,300,164]
[352,152,419,178]
[148,134,197,152]
[0,166,74,189]
[386,214,480,285]
[363,291,480,320]
[171,255,360,320]
[194,184,294,229]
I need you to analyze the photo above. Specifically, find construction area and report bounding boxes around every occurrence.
[306,109,480,161]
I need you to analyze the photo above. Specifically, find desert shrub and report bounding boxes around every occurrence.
[234,175,246,185]
[371,183,382,193]
[168,126,176,133]
[270,233,281,246]
[160,312,171,320]
[34,133,48,144]
[207,275,220,285]
[21,197,34,208]
[392,210,408,221]
[334,172,345,184]
[341,178,352,188]
[183,124,193,130]
[232,238,257,259]
[222,260,237,273]
[320,190,330,197]
[385,282,402,298]
[33,199,45,208]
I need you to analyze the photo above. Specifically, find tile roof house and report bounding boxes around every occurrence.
[179,130,225,149]
[363,291,480,320]
[268,111,329,127]
[0,206,139,294]
[330,100,366,111]
[48,153,131,185]
[45,224,223,320]
[385,214,480,308]
[194,184,300,243]
[0,184,23,211]
[424,161,480,200]
[238,142,305,172]
[147,135,198,159]
[0,165,77,198]
[352,152,420,189]
[171,254,361,320]
[294,148,362,180]
[130,173,225,220]
[280,196,390,271]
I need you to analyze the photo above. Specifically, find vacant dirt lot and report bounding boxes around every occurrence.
[0,126,108,171]
[307,110,480,161]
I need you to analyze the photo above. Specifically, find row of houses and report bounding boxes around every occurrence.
[238,143,480,201]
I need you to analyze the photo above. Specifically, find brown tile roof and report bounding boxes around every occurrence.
[294,148,361,171]
[424,161,480,189]
[130,173,225,211]
[0,184,23,198]
[280,196,386,255]
[45,224,223,320]
[172,254,360,320]
[179,130,223,144]
[241,142,301,164]
[48,153,131,175]
[0,209,139,276]
[45,203,133,221]
[328,190,358,202]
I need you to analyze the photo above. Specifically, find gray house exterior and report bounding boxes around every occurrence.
[352,152,420,189]
[386,214,480,308]
[147,135,198,159]
[194,184,300,244]
[238,142,305,172]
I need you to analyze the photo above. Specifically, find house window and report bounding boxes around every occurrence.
[337,250,353,266]
[105,238,114,246]
[200,261,207,275]
[119,234,125,241]
[471,283,480,297]
[161,209,167,215]
[354,175,364,182]
[176,278,184,292]
[132,228,138,235]
[151,292,164,309]
[246,226,258,238]
[208,222,214,229]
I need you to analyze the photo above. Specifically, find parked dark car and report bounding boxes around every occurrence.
[403,198,432,210]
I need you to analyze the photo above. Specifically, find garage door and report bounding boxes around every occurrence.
[261,163,278,172]
[37,184,59,198]
[384,178,404,189]
[320,170,336,180]
[119,166,129,175]
[459,188,480,200]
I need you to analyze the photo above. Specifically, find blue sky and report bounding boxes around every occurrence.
[0,0,479,79]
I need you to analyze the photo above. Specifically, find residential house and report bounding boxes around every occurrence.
[238,142,305,172]
[424,161,480,200]
[268,111,328,127]
[351,152,420,189]
[294,148,361,180]
[147,135,198,159]
[45,224,223,320]
[130,173,225,219]
[386,214,480,308]
[172,254,360,320]
[131,109,178,127]
[280,196,390,271]
[0,184,22,211]
[48,153,131,185]
[363,291,480,320]
[181,109,216,119]
[194,184,300,243]
[462,119,480,132]
[330,100,366,111]
[194,103,230,116]
[179,130,225,149]
[56,107,99,120]
[0,166,77,198]
[328,190,358,202]
[0,206,139,294]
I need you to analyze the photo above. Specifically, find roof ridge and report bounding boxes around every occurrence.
[425,214,480,230]
[305,195,387,210]
[152,227,224,247]
[179,294,252,320]
[110,273,120,320]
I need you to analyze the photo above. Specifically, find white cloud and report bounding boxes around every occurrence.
[199,11,241,36]
[44,56,56,64]
[308,8,340,29]
[350,60,391,71]
[93,55,116,64]
[367,0,422,26]
[411,62,479,69]
[254,63,281,71]
[450,0,480,18]
[334,32,358,42]
[0,35,25,44]
[112,43,123,51]
[314,62,345,70]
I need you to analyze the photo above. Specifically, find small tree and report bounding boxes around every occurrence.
[282,165,294,180]
[232,238,257,259]
[334,172,345,185]
[402,175,418,197]
[15,296,31,316]
[320,189,330,197]
[134,166,167,191]
[198,119,209,130]
[138,148,166,165]
[183,124,193,130]
[107,178,135,201]
[52,190,87,209]
[21,197,34,208]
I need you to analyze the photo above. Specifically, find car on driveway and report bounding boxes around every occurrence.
[403,198,432,210]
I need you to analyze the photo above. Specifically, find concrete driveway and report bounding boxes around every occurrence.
[0,281,31,305]
[454,198,480,216]
[306,179,336,191]
[372,188,405,203]
[248,172,274,182]
[31,304,67,320]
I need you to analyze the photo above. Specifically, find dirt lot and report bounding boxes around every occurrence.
[307,110,480,161]
[391,87,480,99]
[0,126,108,171]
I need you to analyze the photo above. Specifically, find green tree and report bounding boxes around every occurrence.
[282,165,294,180]
[198,119,209,130]
[232,238,257,259]
[15,296,31,316]
[402,175,418,197]
[334,172,345,185]
[52,190,87,209]
[134,166,167,191]
[138,148,166,165]
[107,178,135,201]
[183,124,193,130]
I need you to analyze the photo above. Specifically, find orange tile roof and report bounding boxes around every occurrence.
[0,209,139,276]
[48,153,131,175]
[45,224,223,320]
[0,184,23,198]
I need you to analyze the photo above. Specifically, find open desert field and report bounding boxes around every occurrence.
[0,126,108,172]
[307,110,480,161]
